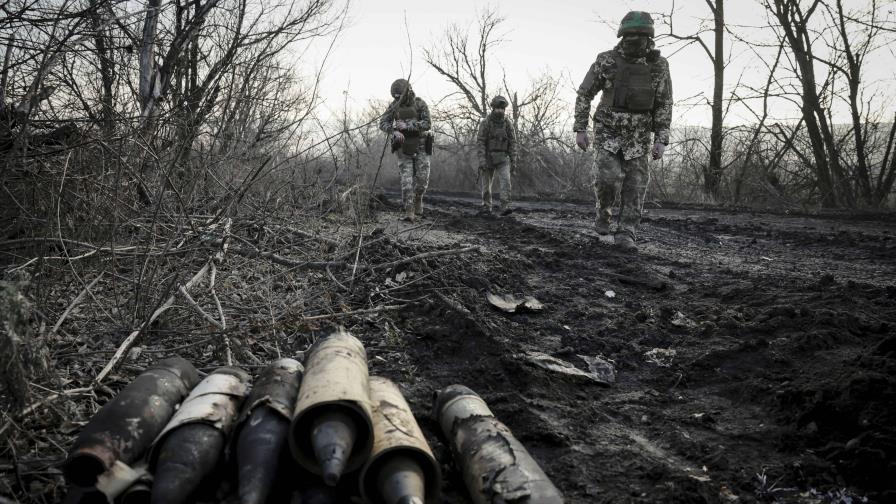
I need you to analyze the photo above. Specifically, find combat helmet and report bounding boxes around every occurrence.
[617,11,655,38]
[490,95,509,109]
[390,78,410,98]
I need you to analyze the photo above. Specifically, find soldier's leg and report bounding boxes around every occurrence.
[397,152,415,215]
[592,149,624,230]
[413,152,430,214]
[496,158,512,211]
[481,166,495,210]
[618,154,650,238]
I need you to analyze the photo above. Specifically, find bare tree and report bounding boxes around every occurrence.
[423,7,504,124]
[658,0,727,200]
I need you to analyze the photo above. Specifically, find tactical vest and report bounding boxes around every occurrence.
[599,59,656,113]
[486,119,511,164]
[395,100,421,155]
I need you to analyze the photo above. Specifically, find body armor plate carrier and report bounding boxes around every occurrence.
[600,59,656,113]
[395,102,421,155]
[486,120,511,165]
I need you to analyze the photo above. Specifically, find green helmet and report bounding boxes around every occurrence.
[490,95,509,109]
[390,78,410,98]
[617,11,654,38]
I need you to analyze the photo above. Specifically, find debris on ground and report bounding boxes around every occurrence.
[486,292,545,313]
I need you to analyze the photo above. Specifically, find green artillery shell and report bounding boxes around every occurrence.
[234,358,303,504]
[360,376,440,504]
[64,357,199,487]
[149,366,250,504]
[434,385,565,504]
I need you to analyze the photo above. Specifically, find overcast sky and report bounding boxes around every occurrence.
[304,0,895,129]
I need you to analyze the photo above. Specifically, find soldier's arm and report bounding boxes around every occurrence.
[378,102,396,133]
[476,120,488,167]
[405,98,431,133]
[573,57,606,132]
[652,58,673,145]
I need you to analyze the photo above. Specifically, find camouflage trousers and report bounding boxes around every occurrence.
[480,158,512,209]
[592,149,650,237]
[397,150,430,209]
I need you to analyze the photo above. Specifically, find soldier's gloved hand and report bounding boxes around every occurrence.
[392,130,405,144]
[395,120,408,131]
[576,131,589,151]
[652,142,666,160]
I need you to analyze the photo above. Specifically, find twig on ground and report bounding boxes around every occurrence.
[49,272,104,336]
[95,260,213,383]
[369,245,480,271]
[0,387,94,438]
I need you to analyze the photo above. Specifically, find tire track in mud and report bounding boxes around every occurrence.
[373,195,896,503]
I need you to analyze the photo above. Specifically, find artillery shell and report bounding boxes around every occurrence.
[237,406,292,503]
[311,409,357,486]
[234,358,303,504]
[150,424,224,504]
[64,357,199,487]
[290,330,373,482]
[64,461,150,504]
[434,385,564,504]
[360,377,440,504]
[149,366,250,504]
[119,478,151,504]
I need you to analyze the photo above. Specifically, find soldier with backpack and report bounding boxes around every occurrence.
[380,78,433,222]
[476,96,516,216]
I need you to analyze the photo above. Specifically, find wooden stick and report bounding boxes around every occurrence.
[178,281,223,330]
[94,261,212,383]
[369,246,480,271]
[49,272,104,335]
[293,304,403,322]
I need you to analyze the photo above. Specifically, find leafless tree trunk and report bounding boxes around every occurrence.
[767,0,847,207]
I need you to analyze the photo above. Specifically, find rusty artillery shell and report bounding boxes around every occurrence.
[64,357,199,487]
[433,385,564,504]
[149,366,250,504]
[360,377,440,504]
[234,358,304,504]
[289,329,374,486]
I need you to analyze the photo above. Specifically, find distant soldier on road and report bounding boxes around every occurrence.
[574,11,673,251]
[476,95,516,216]
[380,78,433,222]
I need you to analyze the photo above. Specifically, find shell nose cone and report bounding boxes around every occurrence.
[311,410,357,486]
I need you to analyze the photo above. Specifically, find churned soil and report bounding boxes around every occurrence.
[3,193,894,503]
[370,193,896,503]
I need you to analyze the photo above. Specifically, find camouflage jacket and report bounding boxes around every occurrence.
[574,46,673,160]
[378,95,432,135]
[476,113,516,168]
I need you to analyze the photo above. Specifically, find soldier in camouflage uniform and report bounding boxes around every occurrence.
[379,78,433,222]
[476,95,516,216]
[574,11,673,251]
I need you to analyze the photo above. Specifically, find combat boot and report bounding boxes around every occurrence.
[413,194,424,217]
[476,205,492,216]
[614,230,637,251]
[401,205,416,222]
[595,209,612,235]
[498,203,514,216]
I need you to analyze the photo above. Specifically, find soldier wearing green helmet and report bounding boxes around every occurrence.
[379,78,433,222]
[574,10,673,251]
[475,95,517,216]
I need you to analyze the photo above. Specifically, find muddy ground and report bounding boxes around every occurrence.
[2,192,895,503]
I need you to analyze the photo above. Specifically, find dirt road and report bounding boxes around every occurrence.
[368,192,896,503]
